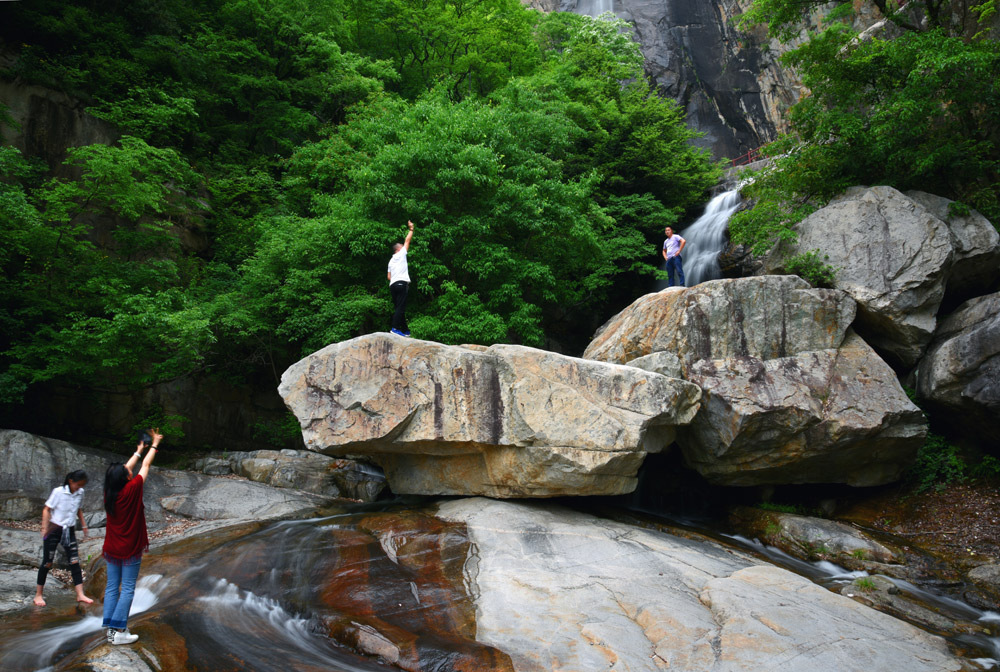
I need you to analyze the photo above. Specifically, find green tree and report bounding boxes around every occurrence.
[731,1,1000,256]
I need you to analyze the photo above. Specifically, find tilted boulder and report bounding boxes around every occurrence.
[585,276,926,486]
[278,334,702,498]
[916,292,1000,438]
[681,333,926,486]
[766,186,998,368]
[583,275,856,366]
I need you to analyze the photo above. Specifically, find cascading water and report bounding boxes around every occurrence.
[658,189,741,289]
[576,0,614,18]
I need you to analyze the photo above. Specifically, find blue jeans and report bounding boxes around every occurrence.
[103,557,141,630]
[666,255,685,287]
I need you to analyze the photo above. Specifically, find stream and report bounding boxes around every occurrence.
[2,498,998,671]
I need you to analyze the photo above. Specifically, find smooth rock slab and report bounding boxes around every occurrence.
[279,334,701,497]
[437,498,963,672]
[916,292,1000,437]
[679,333,926,486]
[583,275,855,367]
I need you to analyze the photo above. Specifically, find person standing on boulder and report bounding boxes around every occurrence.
[388,220,414,337]
[101,429,162,646]
[662,226,686,287]
[34,470,93,607]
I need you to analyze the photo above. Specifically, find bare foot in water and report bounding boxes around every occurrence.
[33,595,46,606]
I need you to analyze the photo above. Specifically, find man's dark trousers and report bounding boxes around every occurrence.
[391,280,409,333]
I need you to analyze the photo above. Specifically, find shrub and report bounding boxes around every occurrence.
[785,250,837,288]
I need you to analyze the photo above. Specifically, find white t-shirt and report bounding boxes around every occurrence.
[388,248,410,284]
[45,485,85,528]
[663,235,685,258]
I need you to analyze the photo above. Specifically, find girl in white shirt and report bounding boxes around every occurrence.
[34,469,93,607]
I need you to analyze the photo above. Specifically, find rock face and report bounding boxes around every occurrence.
[279,334,702,497]
[438,498,964,672]
[193,449,387,501]
[584,276,926,485]
[682,333,926,486]
[766,186,999,368]
[916,292,1000,438]
[547,0,795,158]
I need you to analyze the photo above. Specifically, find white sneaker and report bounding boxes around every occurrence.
[110,628,138,645]
[106,628,114,644]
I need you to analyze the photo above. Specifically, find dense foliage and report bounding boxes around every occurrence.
[730,0,1000,257]
[0,0,719,424]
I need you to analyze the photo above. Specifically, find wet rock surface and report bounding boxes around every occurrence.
[438,498,966,671]
[730,507,900,568]
[279,334,701,497]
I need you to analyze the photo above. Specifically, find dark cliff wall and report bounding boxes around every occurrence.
[532,0,802,160]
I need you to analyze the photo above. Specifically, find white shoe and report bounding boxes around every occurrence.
[106,628,114,644]
[110,628,138,645]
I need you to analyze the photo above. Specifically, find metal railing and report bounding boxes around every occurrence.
[730,147,762,167]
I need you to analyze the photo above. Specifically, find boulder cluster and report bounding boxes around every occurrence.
[279,186,995,498]
[766,186,1000,441]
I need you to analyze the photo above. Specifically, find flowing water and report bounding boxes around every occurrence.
[657,189,742,290]
[576,0,615,18]
[3,499,998,670]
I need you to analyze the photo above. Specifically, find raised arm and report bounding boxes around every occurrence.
[125,440,144,472]
[137,428,163,481]
[403,220,414,251]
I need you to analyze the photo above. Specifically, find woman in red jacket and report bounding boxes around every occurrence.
[102,428,162,646]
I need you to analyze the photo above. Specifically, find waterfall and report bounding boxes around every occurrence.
[577,0,614,17]
[660,189,741,289]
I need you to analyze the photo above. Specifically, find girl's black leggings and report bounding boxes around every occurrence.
[37,525,83,586]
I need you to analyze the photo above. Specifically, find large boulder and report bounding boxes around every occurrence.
[278,334,702,498]
[437,498,965,672]
[583,275,856,366]
[766,186,999,368]
[916,292,1000,438]
[680,333,926,486]
[584,277,925,486]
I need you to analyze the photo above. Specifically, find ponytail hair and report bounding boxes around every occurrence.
[64,469,88,487]
[104,463,129,516]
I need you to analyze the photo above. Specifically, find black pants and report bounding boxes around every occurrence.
[37,525,83,586]
[390,281,409,333]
